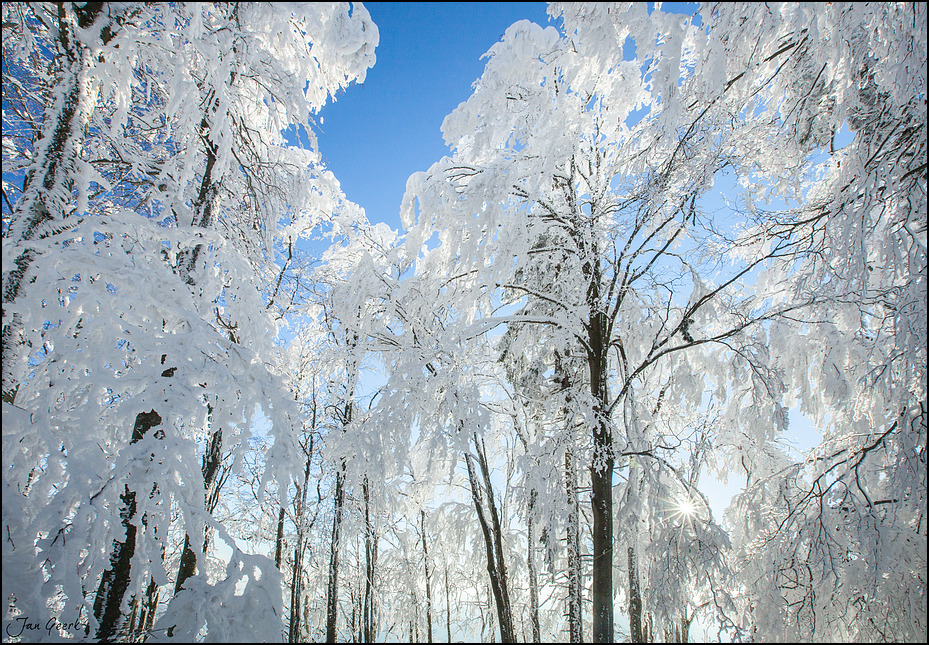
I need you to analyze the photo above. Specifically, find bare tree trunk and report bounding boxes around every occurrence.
[588,304,614,643]
[526,490,541,643]
[362,475,378,643]
[565,450,583,643]
[176,103,221,283]
[287,488,303,643]
[477,437,514,644]
[350,583,359,643]
[175,426,223,593]
[556,341,583,643]
[590,448,614,644]
[487,581,497,643]
[125,550,162,643]
[289,436,315,643]
[465,434,515,643]
[327,331,360,643]
[175,533,197,595]
[680,613,691,643]
[126,522,164,643]
[445,562,453,644]
[274,505,287,569]
[133,576,159,642]
[125,594,140,642]
[627,546,643,643]
[325,462,346,643]
[421,509,433,643]
[408,585,420,643]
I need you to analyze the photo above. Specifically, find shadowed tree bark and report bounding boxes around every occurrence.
[93,405,163,642]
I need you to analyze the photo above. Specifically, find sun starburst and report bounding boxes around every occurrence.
[676,497,697,518]
[669,495,699,524]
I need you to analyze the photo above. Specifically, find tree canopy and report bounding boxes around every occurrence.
[2,2,925,643]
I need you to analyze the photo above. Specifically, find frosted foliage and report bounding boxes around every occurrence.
[673,3,925,641]
[158,3,377,184]
[151,550,285,642]
[399,2,776,638]
[2,2,377,641]
[621,459,733,634]
[396,2,925,642]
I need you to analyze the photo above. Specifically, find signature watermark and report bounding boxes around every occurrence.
[5,615,89,639]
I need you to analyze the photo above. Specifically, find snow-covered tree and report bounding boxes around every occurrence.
[2,2,377,640]
[394,2,925,642]
[673,3,927,640]
[398,5,804,640]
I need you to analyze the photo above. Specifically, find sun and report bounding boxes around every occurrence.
[661,490,702,525]
[673,497,698,520]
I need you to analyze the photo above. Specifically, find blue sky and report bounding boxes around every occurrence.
[313,2,553,232]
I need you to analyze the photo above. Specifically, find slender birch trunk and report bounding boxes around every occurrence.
[526,490,541,643]
[465,434,515,643]
[565,449,583,643]
[627,546,643,643]
[421,509,433,643]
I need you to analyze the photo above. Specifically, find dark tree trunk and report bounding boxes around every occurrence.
[590,456,613,643]
[588,305,614,643]
[287,485,304,643]
[289,441,313,643]
[93,408,162,641]
[274,505,287,569]
[445,562,453,644]
[175,426,223,593]
[127,575,160,642]
[325,463,346,643]
[362,476,378,642]
[175,533,197,595]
